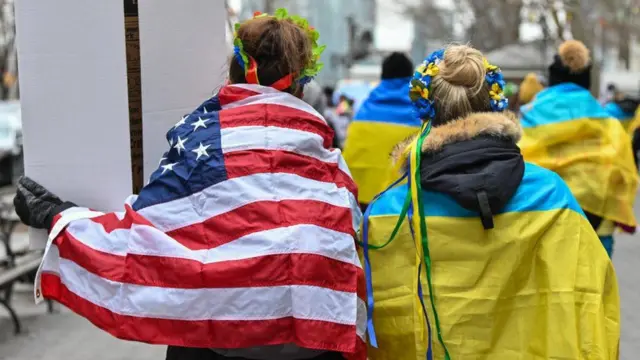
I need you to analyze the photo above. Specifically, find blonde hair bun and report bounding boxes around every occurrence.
[558,40,590,73]
[439,44,486,94]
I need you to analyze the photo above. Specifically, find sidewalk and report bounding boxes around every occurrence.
[0,284,165,360]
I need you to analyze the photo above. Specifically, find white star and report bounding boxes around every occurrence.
[202,106,208,114]
[192,142,211,161]
[191,117,209,131]
[174,115,188,129]
[161,162,177,174]
[173,136,188,155]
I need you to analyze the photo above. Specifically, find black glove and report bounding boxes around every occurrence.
[13,177,75,230]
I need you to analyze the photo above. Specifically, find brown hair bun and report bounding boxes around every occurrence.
[230,16,312,92]
[558,40,590,73]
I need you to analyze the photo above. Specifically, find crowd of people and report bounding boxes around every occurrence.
[11,8,640,360]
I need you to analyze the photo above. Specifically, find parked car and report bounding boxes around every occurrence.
[0,101,23,186]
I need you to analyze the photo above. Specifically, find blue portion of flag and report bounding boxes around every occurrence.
[133,96,227,211]
[369,163,584,218]
[520,83,611,128]
[353,77,421,127]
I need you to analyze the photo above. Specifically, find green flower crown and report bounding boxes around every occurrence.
[233,8,326,85]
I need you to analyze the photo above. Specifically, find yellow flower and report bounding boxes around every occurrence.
[410,85,429,99]
[426,63,439,76]
[483,58,498,72]
[418,63,439,77]
[489,83,503,101]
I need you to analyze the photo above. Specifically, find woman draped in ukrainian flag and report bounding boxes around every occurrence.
[342,53,421,210]
[361,44,619,359]
[519,40,639,257]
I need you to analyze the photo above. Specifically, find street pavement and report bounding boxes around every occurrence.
[1,214,640,359]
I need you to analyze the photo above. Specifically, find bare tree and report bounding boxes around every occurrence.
[466,0,524,52]
[0,0,16,100]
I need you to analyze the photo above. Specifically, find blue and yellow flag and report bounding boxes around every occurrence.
[519,83,638,228]
[342,78,421,204]
[363,161,619,359]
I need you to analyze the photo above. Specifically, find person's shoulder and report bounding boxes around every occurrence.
[505,163,584,216]
[368,184,409,217]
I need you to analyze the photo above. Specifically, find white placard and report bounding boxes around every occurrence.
[16,0,228,249]
[15,0,132,249]
[138,0,227,180]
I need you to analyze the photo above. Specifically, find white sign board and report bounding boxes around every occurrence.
[15,0,226,248]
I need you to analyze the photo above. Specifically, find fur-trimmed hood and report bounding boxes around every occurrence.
[392,111,522,164]
[393,111,525,230]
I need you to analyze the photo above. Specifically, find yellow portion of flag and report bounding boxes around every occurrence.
[363,211,619,360]
[343,121,419,204]
[520,117,638,227]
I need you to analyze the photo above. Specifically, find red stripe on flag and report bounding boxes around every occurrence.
[344,338,368,360]
[219,103,334,148]
[79,205,153,234]
[218,86,261,107]
[41,273,360,353]
[54,232,362,292]
[167,199,354,250]
[224,149,358,197]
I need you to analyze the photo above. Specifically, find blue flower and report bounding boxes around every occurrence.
[233,46,246,69]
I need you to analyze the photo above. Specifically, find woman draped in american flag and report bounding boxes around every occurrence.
[13,9,366,360]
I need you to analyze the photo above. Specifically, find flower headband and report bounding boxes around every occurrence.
[409,49,508,120]
[233,8,326,90]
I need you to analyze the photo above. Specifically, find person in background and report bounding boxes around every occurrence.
[519,40,638,257]
[518,72,544,106]
[604,91,640,131]
[342,52,420,210]
[14,9,365,360]
[303,80,341,148]
[362,44,618,360]
[322,85,349,148]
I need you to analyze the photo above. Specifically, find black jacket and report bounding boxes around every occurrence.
[394,112,525,229]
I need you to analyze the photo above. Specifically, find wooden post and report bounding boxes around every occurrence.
[123,0,143,194]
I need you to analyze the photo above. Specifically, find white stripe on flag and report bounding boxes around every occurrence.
[137,172,354,233]
[63,222,361,268]
[220,126,352,176]
[42,250,358,324]
[224,84,324,121]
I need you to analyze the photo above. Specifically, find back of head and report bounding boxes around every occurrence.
[429,45,493,127]
[518,73,544,105]
[229,12,316,95]
[381,52,414,80]
[548,40,591,89]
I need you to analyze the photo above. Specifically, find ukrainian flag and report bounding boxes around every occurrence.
[519,83,639,229]
[342,78,421,204]
[363,163,619,359]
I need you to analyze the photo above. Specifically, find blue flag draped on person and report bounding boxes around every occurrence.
[362,44,619,360]
[519,40,638,257]
[342,53,421,207]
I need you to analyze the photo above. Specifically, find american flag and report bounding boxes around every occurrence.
[34,84,367,358]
